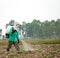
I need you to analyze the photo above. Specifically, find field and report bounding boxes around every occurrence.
[0,39,60,58]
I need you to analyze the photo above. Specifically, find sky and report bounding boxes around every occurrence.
[0,0,60,35]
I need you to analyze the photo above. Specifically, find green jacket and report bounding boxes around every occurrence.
[8,27,19,42]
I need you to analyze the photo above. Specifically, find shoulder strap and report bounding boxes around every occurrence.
[12,27,17,34]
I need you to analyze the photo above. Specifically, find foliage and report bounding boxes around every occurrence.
[7,19,60,39]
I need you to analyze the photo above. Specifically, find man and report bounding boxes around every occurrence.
[6,22,20,52]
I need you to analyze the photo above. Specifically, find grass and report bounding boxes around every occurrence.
[0,39,22,45]
[0,38,60,45]
[25,39,60,44]
[0,38,60,58]
[42,55,47,58]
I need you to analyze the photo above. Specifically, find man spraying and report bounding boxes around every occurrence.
[6,22,20,53]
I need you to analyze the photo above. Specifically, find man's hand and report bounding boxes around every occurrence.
[18,40,20,44]
[5,33,9,38]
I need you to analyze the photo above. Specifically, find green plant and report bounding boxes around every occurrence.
[42,55,47,58]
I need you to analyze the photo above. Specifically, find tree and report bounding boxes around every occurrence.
[55,19,60,38]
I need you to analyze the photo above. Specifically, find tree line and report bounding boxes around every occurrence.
[6,19,60,39]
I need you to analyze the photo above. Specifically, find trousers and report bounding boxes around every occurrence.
[7,41,20,51]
